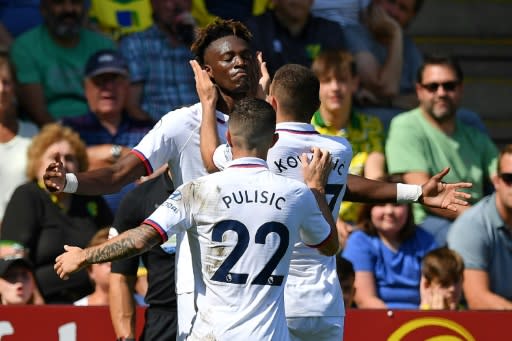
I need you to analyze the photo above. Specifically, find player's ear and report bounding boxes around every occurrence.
[204,64,213,78]
[267,94,278,111]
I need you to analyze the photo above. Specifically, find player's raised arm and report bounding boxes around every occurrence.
[43,152,146,195]
[301,148,339,255]
[344,168,472,210]
[54,224,162,280]
[191,59,221,173]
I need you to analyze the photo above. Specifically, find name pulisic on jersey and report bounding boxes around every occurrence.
[222,190,286,210]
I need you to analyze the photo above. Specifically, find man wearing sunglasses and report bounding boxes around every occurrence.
[386,54,499,246]
[447,145,512,310]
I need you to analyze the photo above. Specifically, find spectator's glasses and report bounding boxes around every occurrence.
[420,81,459,93]
[499,173,512,185]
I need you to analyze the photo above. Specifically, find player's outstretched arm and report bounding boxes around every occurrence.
[301,148,339,255]
[43,152,146,195]
[345,168,472,212]
[54,224,162,280]
[418,167,472,211]
[191,59,221,173]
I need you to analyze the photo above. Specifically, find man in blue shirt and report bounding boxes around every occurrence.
[119,0,198,122]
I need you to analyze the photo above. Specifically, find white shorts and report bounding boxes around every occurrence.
[177,292,196,341]
[287,316,345,341]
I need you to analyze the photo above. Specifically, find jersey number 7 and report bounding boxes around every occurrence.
[324,184,345,212]
[210,220,289,286]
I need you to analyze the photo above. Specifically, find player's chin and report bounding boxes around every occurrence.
[232,80,251,93]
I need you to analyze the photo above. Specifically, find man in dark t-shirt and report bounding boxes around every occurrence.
[109,168,177,341]
[244,0,346,76]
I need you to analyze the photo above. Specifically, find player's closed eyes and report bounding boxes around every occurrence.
[421,81,459,92]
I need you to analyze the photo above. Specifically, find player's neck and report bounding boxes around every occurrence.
[231,148,267,162]
[217,91,246,115]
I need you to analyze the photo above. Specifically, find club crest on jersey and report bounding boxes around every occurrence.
[169,191,182,201]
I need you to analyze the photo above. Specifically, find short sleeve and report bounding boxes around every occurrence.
[447,209,489,270]
[299,188,332,247]
[143,183,193,241]
[342,230,376,271]
[132,111,181,175]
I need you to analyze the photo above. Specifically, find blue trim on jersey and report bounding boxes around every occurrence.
[276,128,319,135]
[131,149,154,175]
[228,164,267,169]
[143,219,168,242]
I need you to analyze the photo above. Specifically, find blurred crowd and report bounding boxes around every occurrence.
[0,0,510,338]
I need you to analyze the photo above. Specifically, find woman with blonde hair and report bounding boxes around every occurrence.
[1,123,113,303]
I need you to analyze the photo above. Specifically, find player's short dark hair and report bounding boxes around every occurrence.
[416,53,464,84]
[191,19,252,65]
[271,64,320,122]
[229,98,276,150]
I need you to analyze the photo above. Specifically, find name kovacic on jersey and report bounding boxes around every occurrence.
[273,155,346,175]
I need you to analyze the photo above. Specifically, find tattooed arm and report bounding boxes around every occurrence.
[54,224,162,280]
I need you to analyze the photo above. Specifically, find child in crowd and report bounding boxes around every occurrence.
[0,255,37,305]
[420,247,464,310]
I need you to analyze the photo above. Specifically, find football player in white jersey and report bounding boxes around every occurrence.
[195,63,473,340]
[54,98,339,340]
[43,19,268,340]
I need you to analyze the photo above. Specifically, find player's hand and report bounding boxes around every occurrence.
[419,167,472,211]
[248,51,270,99]
[43,154,66,192]
[54,245,87,280]
[256,51,270,100]
[190,59,218,109]
[301,147,332,193]
[337,219,354,249]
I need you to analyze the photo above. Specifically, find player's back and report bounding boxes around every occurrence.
[184,158,331,340]
[268,122,352,317]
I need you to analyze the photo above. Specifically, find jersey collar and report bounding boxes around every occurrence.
[227,157,268,169]
[276,122,319,134]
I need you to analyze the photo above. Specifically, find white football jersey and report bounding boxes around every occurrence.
[145,158,332,340]
[214,122,353,317]
[132,102,229,294]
